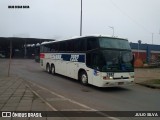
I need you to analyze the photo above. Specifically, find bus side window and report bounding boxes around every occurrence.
[91,53,106,71]
[87,38,99,50]
[44,45,51,52]
[86,53,100,70]
[74,38,86,52]
[59,41,66,52]
[86,53,92,67]
[40,45,44,53]
[54,43,59,51]
[66,40,74,52]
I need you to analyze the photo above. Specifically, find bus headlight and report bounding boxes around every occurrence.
[129,72,134,78]
[103,76,113,80]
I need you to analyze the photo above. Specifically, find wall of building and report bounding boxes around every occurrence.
[0,37,54,58]
[130,43,160,64]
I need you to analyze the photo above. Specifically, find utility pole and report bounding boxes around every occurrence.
[138,40,141,58]
[8,39,12,77]
[152,33,154,44]
[80,0,82,36]
[24,39,27,58]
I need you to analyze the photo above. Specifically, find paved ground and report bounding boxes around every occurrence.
[0,76,60,120]
[0,59,160,120]
[0,77,112,120]
[0,59,113,120]
[134,68,160,89]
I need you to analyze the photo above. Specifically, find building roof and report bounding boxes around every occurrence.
[0,37,54,48]
[130,43,160,51]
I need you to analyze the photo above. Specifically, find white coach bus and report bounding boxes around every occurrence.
[40,35,134,87]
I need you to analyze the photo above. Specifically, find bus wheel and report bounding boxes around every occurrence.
[46,64,51,73]
[51,65,55,75]
[80,71,88,85]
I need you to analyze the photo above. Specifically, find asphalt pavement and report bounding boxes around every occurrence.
[0,59,114,120]
[0,59,160,120]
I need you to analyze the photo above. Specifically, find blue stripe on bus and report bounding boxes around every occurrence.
[51,54,85,63]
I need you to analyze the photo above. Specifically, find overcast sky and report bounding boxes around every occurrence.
[0,0,160,44]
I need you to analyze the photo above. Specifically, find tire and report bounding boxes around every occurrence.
[46,64,51,73]
[80,71,88,85]
[51,65,55,75]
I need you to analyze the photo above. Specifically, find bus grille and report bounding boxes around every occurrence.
[113,77,129,80]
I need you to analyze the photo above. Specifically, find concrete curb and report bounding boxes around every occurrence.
[136,83,160,89]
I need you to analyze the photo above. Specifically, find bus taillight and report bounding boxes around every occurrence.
[40,53,45,58]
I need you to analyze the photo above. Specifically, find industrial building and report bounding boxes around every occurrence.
[0,37,54,58]
[130,43,160,65]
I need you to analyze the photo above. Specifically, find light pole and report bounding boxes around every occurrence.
[8,39,12,77]
[108,26,114,37]
[152,33,154,44]
[80,0,82,36]
[138,40,141,58]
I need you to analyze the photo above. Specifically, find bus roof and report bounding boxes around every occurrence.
[41,35,128,45]
[71,34,127,40]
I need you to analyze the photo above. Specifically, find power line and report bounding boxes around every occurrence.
[109,0,151,34]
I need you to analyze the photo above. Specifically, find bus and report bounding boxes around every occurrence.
[40,35,134,87]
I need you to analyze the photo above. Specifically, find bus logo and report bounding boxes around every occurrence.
[51,54,62,60]
[70,55,79,62]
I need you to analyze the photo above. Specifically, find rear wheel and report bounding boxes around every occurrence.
[46,64,51,73]
[80,71,88,85]
[51,65,55,75]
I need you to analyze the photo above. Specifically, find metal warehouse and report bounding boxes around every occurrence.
[0,37,54,58]
[130,42,160,65]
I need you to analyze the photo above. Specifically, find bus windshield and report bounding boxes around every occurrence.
[87,50,134,72]
[101,50,134,72]
[99,37,131,50]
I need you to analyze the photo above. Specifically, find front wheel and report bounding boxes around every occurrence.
[80,71,88,85]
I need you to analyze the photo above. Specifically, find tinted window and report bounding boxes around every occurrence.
[50,44,56,52]
[44,44,51,52]
[86,51,105,71]
[40,45,44,52]
[87,37,99,50]
[66,40,74,51]
[74,38,86,52]
[59,41,66,51]
[86,50,134,72]
[101,50,134,72]
[54,42,59,51]
[86,53,92,67]
[42,42,60,52]
[99,37,131,50]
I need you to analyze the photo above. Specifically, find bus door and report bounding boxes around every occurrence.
[91,53,105,86]
[60,58,67,76]
[66,63,75,79]
[65,54,73,78]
